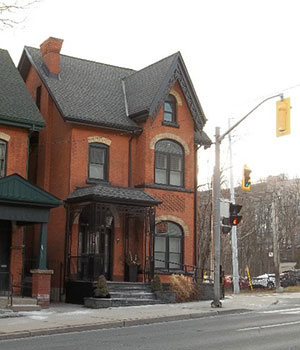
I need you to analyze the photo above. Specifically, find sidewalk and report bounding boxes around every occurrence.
[0,293,282,340]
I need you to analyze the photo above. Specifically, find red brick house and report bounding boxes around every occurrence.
[18,37,211,302]
[0,49,60,307]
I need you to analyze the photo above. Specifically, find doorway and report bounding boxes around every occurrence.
[77,204,113,281]
[0,220,11,292]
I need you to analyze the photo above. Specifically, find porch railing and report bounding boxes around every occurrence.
[65,255,213,284]
[152,258,213,283]
[0,272,15,307]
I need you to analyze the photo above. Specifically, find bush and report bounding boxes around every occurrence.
[169,274,198,302]
[151,275,163,292]
[94,275,110,298]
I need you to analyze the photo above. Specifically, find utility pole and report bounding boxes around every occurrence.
[272,201,281,290]
[211,93,283,308]
[228,119,240,294]
[212,127,221,307]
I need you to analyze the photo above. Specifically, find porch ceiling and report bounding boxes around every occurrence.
[65,183,161,207]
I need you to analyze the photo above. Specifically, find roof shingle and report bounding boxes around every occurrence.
[67,182,161,207]
[0,49,45,129]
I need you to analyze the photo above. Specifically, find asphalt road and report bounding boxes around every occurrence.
[1,298,300,350]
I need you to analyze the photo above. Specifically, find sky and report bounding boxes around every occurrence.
[1,0,300,188]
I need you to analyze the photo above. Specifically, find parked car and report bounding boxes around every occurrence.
[251,273,275,289]
[280,270,300,287]
[224,275,249,290]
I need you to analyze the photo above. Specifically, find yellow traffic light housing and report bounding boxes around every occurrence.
[241,164,251,191]
[276,97,291,137]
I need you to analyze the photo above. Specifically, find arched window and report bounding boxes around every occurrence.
[154,221,183,271]
[163,94,177,124]
[0,140,7,178]
[88,142,109,181]
[155,139,184,187]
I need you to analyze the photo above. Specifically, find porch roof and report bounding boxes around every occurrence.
[0,174,61,223]
[66,183,161,207]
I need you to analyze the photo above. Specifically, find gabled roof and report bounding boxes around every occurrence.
[66,182,161,207]
[20,47,141,132]
[0,173,61,207]
[0,49,45,130]
[18,45,208,139]
[123,52,207,130]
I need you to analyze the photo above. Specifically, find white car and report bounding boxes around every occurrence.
[251,273,275,289]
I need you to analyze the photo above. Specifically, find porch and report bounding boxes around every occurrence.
[64,182,161,303]
[0,174,61,307]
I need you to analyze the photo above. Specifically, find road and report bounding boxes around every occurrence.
[1,297,300,350]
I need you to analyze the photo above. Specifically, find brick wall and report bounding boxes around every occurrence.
[24,59,197,286]
[0,126,28,177]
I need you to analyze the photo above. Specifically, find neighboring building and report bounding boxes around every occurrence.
[18,37,211,302]
[0,49,60,307]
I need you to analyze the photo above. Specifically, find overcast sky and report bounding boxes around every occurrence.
[1,0,300,187]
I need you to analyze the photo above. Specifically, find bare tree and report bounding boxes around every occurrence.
[0,0,40,29]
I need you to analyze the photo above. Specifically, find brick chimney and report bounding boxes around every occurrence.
[40,37,63,75]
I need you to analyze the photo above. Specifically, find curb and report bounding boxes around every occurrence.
[0,308,250,341]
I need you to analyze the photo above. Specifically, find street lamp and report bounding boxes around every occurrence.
[211,93,284,308]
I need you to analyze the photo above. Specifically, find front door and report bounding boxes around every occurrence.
[0,220,11,292]
[77,204,113,281]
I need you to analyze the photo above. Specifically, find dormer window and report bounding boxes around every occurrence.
[163,94,177,125]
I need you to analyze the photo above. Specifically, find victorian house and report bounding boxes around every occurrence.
[18,37,211,302]
[0,49,60,307]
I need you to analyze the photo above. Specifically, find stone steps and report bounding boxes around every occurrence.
[109,291,156,300]
[85,282,162,308]
[0,296,41,312]
[84,296,162,309]
[107,282,152,291]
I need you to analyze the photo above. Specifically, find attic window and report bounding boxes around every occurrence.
[163,94,177,125]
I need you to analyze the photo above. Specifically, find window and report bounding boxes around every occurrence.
[154,221,183,271]
[155,139,184,187]
[163,94,177,124]
[0,140,7,178]
[88,143,108,181]
[36,85,41,110]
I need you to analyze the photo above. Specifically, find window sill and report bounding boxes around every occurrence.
[86,179,109,185]
[136,183,194,193]
[154,269,184,275]
[162,121,179,128]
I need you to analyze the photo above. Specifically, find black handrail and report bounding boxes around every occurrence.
[152,258,213,283]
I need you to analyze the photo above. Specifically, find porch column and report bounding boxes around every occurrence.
[30,269,53,308]
[149,208,155,280]
[30,222,53,308]
[38,222,48,270]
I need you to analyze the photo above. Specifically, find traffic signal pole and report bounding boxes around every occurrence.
[211,93,283,308]
[228,119,240,294]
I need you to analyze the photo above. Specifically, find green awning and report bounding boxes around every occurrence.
[0,174,61,223]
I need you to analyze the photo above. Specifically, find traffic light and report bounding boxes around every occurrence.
[221,217,232,234]
[230,203,242,226]
[221,202,242,234]
[276,97,290,137]
[241,165,251,191]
